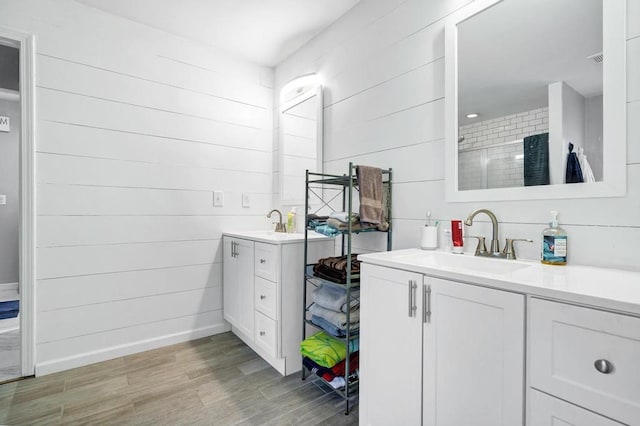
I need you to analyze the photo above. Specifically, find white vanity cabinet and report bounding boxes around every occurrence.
[529,298,640,426]
[359,249,640,426]
[222,232,334,375]
[360,263,525,426]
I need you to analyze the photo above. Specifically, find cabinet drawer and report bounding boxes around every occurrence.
[529,298,640,425]
[529,389,623,426]
[255,242,278,282]
[255,276,277,320]
[255,311,278,358]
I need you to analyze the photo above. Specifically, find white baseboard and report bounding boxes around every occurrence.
[35,323,231,376]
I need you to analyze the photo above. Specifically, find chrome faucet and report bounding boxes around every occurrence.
[267,209,286,233]
[464,208,502,256]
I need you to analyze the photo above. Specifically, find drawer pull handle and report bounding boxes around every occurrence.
[260,259,266,264]
[594,359,614,374]
[259,331,266,336]
[260,295,266,300]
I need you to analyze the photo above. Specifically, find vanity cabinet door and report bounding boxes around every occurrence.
[360,264,424,426]
[422,277,525,426]
[222,237,255,338]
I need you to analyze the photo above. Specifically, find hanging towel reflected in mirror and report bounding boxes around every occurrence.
[565,142,584,184]
[523,133,550,186]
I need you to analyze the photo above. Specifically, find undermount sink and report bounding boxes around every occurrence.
[223,230,330,244]
[396,251,534,276]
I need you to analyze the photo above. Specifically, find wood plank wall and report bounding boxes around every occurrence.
[275,0,640,270]
[0,0,274,374]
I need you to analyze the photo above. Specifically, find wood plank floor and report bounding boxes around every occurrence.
[0,329,21,383]
[0,332,358,425]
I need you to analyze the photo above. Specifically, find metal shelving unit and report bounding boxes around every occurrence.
[301,162,392,415]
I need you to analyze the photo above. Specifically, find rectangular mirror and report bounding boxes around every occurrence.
[445,0,626,202]
[279,78,323,205]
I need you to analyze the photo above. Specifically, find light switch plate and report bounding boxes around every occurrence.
[242,193,250,208]
[0,195,5,205]
[213,191,224,207]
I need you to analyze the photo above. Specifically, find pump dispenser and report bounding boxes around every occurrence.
[541,210,567,265]
[287,207,297,233]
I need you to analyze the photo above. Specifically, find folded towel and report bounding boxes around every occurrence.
[300,332,359,368]
[309,304,360,328]
[311,315,359,338]
[313,224,340,237]
[312,284,360,313]
[318,254,360,272]
[329,212,359,223]
[312,265,360,284]
[356,165,384,224]
[303,352,359,382]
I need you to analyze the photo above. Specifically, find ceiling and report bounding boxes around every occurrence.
[458,0,602,126]
[75,0,360,67]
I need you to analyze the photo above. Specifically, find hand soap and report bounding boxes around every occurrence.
[287,207,297,233]
[541,210,567,265]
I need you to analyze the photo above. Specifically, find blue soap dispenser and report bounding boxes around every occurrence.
[541,210,567,265]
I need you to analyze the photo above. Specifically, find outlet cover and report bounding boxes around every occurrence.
[242,193,250,208]
[213,191,224,207]
[0,195,5,205]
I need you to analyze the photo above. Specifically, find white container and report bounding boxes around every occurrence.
[420,226,438,250]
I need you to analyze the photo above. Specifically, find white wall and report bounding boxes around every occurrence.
[275,0,640,270]
[0,0,274,374]
[0,98,19,284]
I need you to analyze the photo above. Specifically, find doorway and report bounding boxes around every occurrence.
[0,28,34,382]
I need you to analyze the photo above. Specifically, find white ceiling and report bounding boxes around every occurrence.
[75,0,360,67]
[458,0,602,126]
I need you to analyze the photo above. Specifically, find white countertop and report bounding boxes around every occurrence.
[223,230,333,245]
[358,249,640,316]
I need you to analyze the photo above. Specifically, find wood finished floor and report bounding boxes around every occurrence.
[0,332,358,425]
[0,329,21,383]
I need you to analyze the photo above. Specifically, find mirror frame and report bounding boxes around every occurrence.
[445,0,626,202]
[278,79,323,205]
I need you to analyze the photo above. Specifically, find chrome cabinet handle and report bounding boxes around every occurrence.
[231,241,236,258]
[259,331,266,336]
[407,280,417,317]
[260,295,266,300]
[594,359,614,374]
[260,259,266,264]
[423,284,431,324]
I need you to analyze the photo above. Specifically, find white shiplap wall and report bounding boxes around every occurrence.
[0,0,274,374]
[275,0,640,270]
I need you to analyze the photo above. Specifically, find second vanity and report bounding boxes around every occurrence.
[222,230,334,375]
[358,249,640,426]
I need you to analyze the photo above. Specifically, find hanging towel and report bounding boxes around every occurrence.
[578,149,596,183]
[523,133,550,186]
[565,143,584,184]
[356,165,384,224]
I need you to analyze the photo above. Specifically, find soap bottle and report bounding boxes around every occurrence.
[541,210,567,265]
[287,207,297,233]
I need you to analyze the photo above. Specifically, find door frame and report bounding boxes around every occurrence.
[0,26,36,377]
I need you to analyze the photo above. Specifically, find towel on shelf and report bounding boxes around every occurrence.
[312,265,359,284]
[300,332,359,368]
[356,165,384,225]
[303,352,360,381]
[326,218,374,232]
[328,211,359,223]
[309,304,360,329]
[312,283,360,313]
[318,254,360,272]
[311,315,359,338]
[313,224,340,237]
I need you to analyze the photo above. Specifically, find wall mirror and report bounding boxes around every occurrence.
[445,0,626,202]
[279,74,323,205]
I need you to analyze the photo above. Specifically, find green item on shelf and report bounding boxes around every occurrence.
[300,331,359,368]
